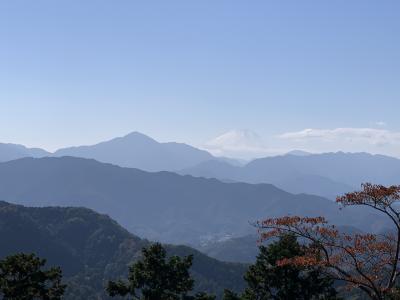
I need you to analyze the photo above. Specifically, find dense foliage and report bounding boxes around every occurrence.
[0,253,66,299]
[0,201,246,299]
[258,184,400,300]
[107,243,215,299]
[224,234,339,300]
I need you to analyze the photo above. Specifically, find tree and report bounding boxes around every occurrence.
[257,183,400,300]
[0,253,66,300]
[184,292,216,300]
[223,234,338,300]
[223,289,241,300]
[107,243,215,300]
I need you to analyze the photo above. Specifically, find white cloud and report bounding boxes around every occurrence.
[201,128,400,160]
[203,130,278,159]
[279,128,400,146]
[278,128,400,157]
[375,121,387,127]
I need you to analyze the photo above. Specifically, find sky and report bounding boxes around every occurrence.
[1,1,399,159]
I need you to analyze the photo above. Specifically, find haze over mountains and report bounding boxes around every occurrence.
[0,143,50,162]
[54,132,216,172]
[0,132,219,172]
[181,152,400,199]
[1,131,400,199]
[0,156,388,247]
[0,132,399,296]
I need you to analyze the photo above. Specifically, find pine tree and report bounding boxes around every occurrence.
[0,253,66,300]
[107,243,215,300]
[224,234,339,300]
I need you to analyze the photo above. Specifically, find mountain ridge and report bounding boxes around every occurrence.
[0,156,388,246]
[0,143,50,162]
[2,133,400,201]
[0,200,246,299]
[181,151,400,199]
[53,132,215,172]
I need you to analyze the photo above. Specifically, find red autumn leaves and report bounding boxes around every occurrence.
[257,183,400,300]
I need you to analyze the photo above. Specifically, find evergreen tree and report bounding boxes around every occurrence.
[223,289,241,300]
[224,234,338,300]
[184,292,216,300]
[107,243,215,300]
[0,253,66,300]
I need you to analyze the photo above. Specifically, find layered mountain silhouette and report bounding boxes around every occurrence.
[0,143,49,162]
[181,152,400,199]
[53,132,216,172]
[0,157,387,246]
[2,133,400,200]
[0,201,246,299]
[0,132,218,172]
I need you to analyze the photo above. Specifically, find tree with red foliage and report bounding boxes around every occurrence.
[257,183,400,300]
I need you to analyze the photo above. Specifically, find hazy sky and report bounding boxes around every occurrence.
[1,1,399,158]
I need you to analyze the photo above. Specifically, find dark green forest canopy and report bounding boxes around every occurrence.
[0,201,246,299]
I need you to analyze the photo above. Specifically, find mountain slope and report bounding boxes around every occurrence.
[200,225,365,264]
[179,160,241,181]
[0,157,387,246]
[245,152,400,187]
[181,158,354,199]
[54,132,214,172]
[285,150,312,156]
[0,143,49,162]
[199,234,259,264]
[0,201,246,299]
[181,152,400,199]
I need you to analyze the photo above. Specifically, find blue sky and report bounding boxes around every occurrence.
[1,1,399,157]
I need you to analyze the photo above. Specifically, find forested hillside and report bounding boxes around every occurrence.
[0,201,246,299]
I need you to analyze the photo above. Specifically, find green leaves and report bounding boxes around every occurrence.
[107,243,215,300]
[225,235,339,300]
[0,253,66,300]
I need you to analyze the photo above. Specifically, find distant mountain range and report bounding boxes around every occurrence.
[0,132,243,172]
[0,201,246,299]
[0,143,49,162]
[181,152,400,199]
[1,132,400,199]
[53,132,217,172]
[0,157,388,246]
[285,150,312,156]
